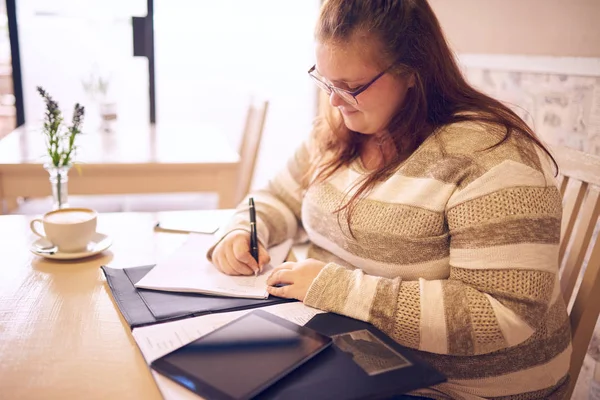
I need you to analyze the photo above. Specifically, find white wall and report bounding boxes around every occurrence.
[429,0,600,57]
[428,0,600,157]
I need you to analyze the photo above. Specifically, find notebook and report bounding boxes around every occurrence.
[134,234,293,299]
[101,265,295,328]
[154,210,232,234]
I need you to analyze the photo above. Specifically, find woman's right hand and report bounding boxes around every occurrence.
[211,230,271,276]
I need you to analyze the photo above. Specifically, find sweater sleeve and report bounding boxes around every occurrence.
[209,138,313,254]
[304,160,563,356]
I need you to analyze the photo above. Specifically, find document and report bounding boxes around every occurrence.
[132,302,325,400]
[134,233,293,299]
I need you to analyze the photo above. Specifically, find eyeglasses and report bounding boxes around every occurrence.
[308,63,396,106]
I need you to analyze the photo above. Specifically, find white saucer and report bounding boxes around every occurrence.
[30,232,113,260]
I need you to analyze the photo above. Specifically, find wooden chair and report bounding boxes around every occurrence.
[233,98,269,205]
[120,97,269,210]
[552,144,600,398]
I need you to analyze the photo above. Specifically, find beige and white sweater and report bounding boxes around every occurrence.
[221,121,571,399]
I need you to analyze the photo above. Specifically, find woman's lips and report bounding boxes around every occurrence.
[339,108,358,116]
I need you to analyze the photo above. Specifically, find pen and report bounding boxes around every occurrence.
[249,197,259,276]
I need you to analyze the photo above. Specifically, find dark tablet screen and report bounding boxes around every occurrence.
[151,309,332,400]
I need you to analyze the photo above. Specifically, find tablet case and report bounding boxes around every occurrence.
[152,310,334,400]
[256,313,447,400]
[101,265,295,328]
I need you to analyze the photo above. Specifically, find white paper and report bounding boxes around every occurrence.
[132,302,325,400]
[134,234,293,299]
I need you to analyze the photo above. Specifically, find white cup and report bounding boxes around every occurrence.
[30,208,98,253]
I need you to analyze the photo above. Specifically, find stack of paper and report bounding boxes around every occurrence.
[134,234,293,299]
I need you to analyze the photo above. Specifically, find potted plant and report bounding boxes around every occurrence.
[37,86,85,210]
[81,70,117,130]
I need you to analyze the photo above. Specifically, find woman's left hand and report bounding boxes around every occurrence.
[266,258,327,301]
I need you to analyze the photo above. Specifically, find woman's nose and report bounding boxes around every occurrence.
[329,91,345,107]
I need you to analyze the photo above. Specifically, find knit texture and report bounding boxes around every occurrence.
[218,121,571,399]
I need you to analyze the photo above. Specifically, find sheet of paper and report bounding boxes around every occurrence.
[132,302,325,400]
[134,234,293,299]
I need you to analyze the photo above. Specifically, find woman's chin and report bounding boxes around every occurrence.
[342,113,360,128]
[342,116,376,135]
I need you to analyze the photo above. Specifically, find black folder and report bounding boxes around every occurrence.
[101,265,295,328]
[256,313,446,400]
[103,265,446,398]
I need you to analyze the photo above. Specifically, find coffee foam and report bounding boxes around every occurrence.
[45,210,95,224]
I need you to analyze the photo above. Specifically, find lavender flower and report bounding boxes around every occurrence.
[36,86,85,167]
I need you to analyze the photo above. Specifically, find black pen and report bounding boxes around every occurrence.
[249,197,259,276]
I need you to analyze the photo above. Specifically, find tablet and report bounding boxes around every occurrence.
[150,310,332,400]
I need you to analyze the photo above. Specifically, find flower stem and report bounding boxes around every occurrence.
[57,173,62,207]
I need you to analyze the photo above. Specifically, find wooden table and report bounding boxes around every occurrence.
[0,210,234,399]
[0,124,240,214]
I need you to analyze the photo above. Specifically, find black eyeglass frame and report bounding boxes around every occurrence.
[308,62,397,105]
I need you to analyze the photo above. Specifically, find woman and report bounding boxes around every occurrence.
[209,0,570,398]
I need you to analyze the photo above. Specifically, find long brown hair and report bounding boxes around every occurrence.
[310,0,557,232]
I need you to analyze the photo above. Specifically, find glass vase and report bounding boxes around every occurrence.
[44,164,71,210]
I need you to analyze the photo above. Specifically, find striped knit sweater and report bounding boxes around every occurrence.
[219,121,571,399]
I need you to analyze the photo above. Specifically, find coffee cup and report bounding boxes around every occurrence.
[30,208,98,253]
